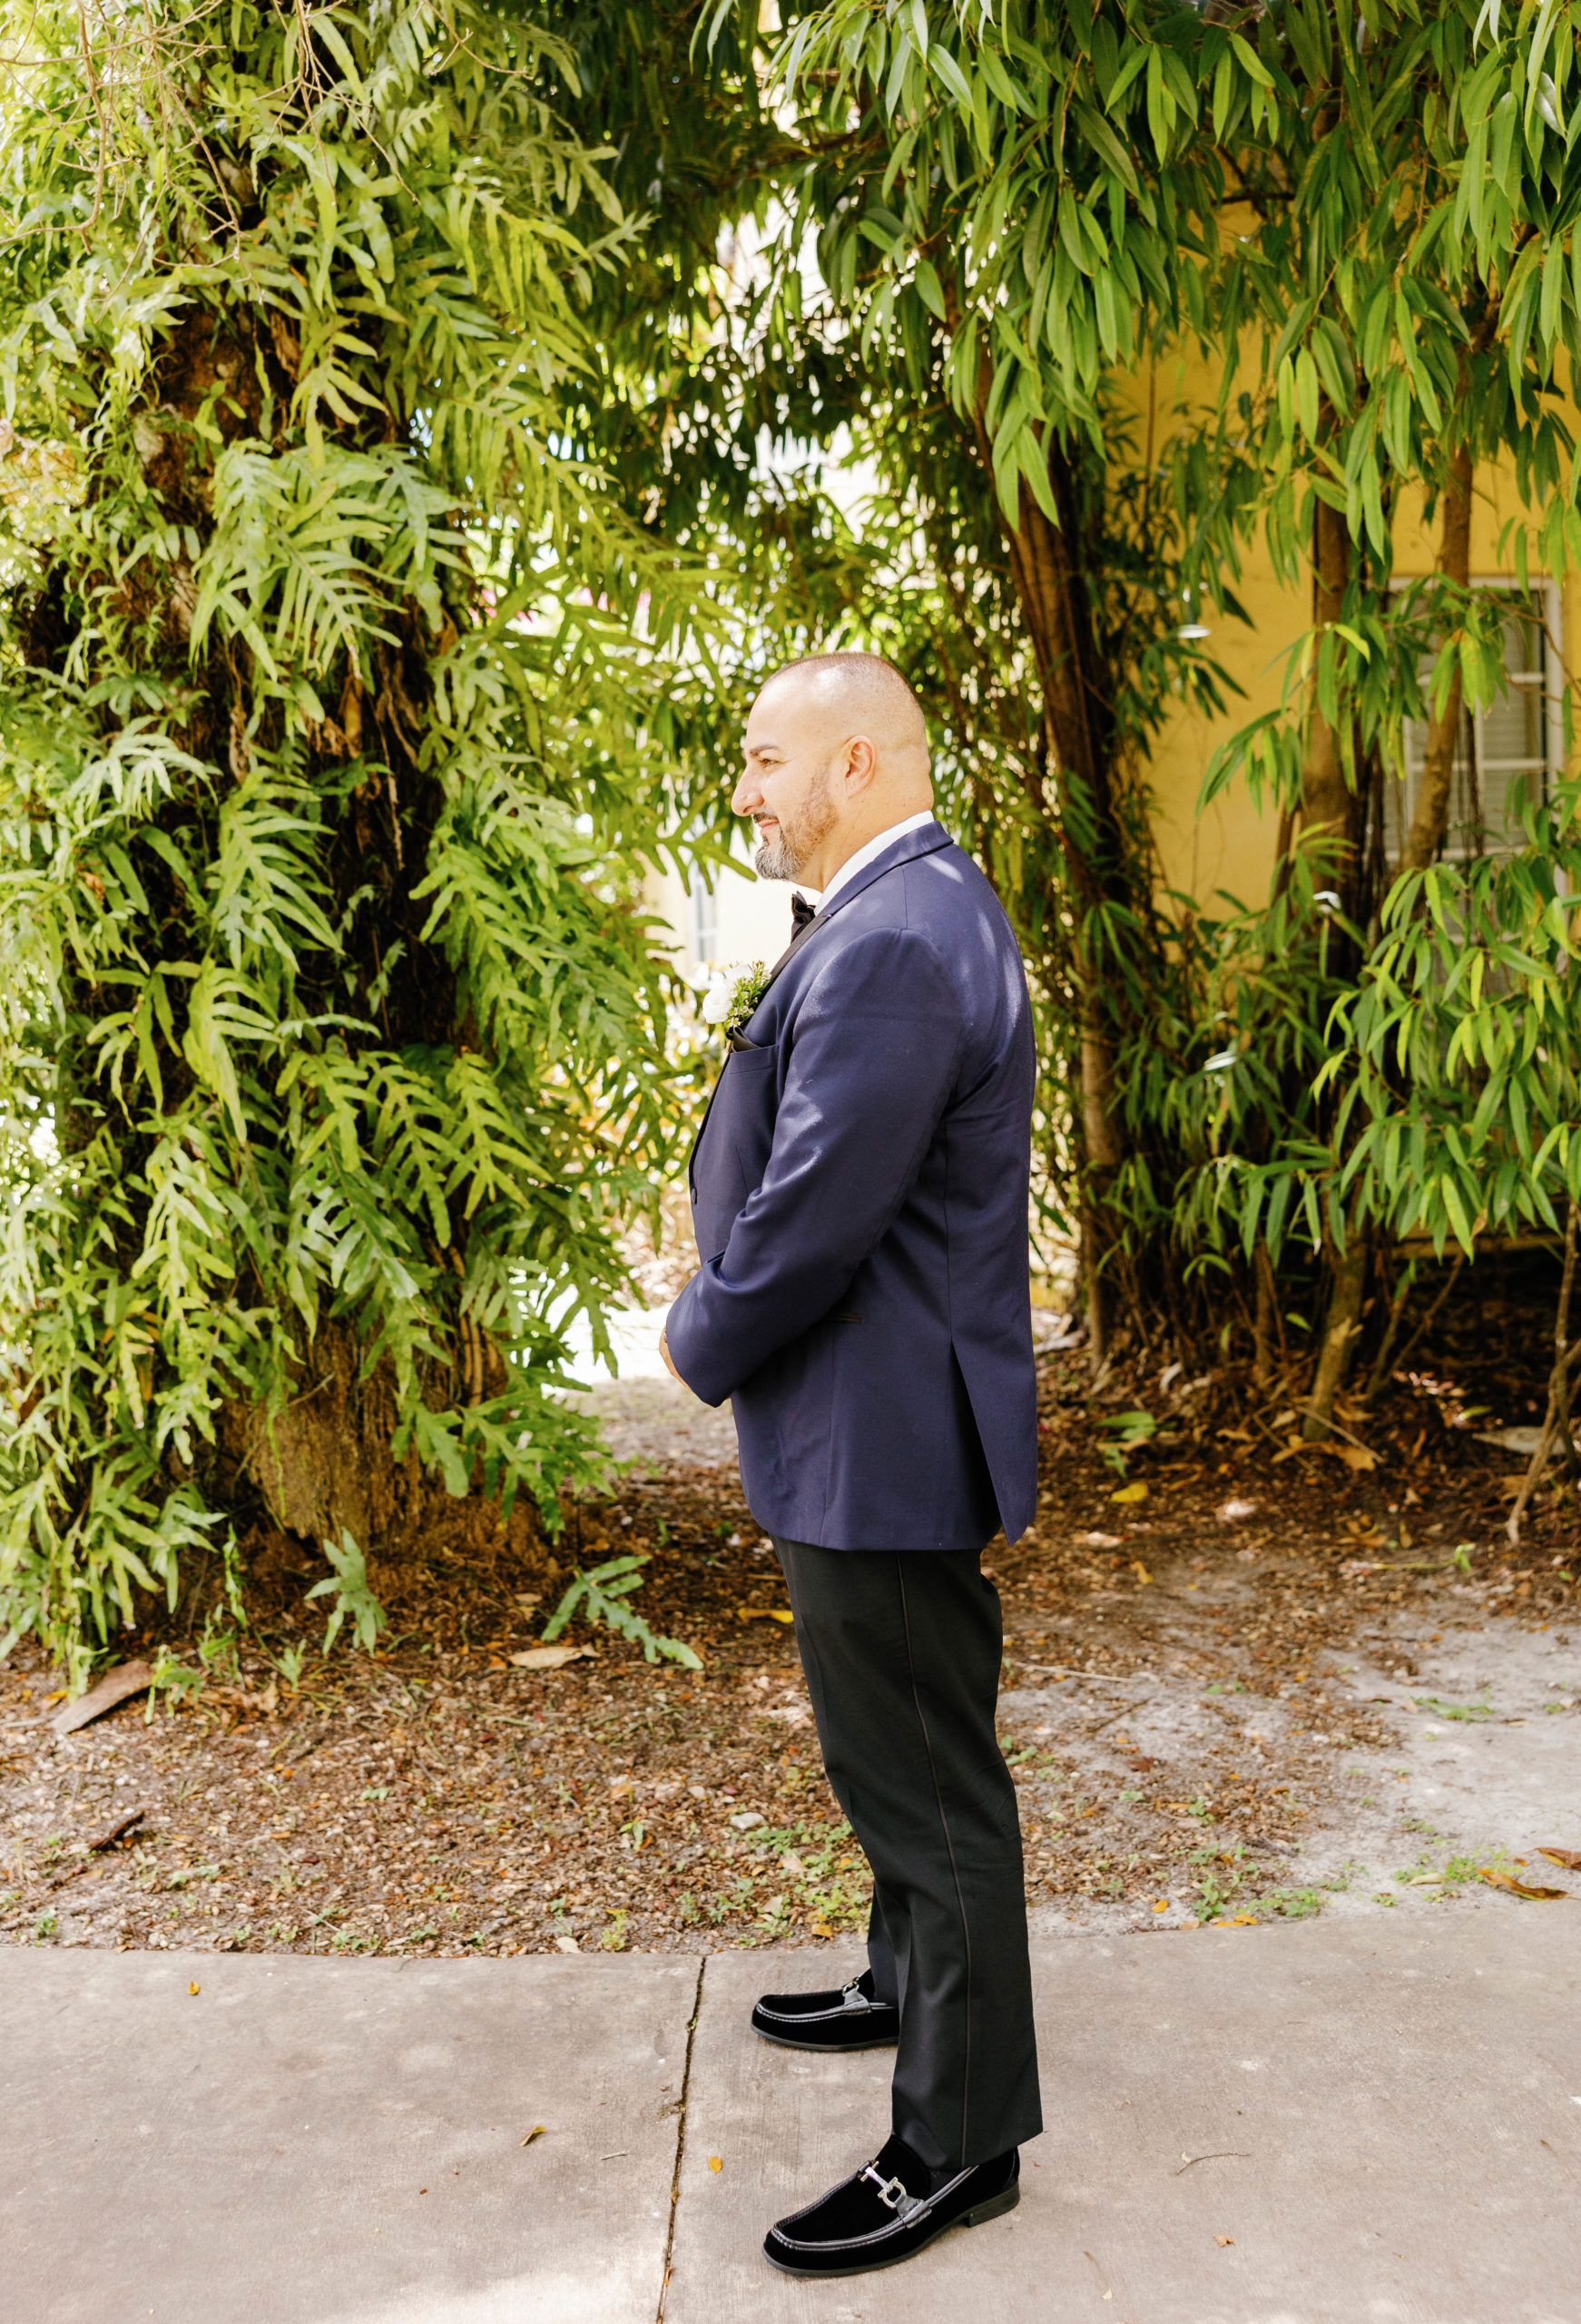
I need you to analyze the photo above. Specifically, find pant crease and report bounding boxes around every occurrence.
[895,1554,974,2167]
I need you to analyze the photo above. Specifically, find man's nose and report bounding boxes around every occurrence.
[731,768,761,815]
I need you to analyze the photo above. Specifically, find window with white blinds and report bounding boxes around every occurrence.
[687,869,718,966]
[1385,582,1561,862]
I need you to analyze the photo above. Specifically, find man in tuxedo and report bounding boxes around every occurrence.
[661,652,1042,2279]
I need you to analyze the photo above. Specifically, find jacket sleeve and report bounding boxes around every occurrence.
[664,925,964,1406]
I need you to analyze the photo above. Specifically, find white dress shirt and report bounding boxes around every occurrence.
[799,808,939,914]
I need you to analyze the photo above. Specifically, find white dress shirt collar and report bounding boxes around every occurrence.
[799,809,939,913]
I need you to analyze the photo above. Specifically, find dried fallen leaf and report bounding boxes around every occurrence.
[1214,2234,1235,2248]
[1333,1443,1377,1472]
[1110,1482,1149,1504]
[509,1645,594,1670]
[735,1607,793,1624]
[708,2156,723,2174]
[51,1659,154,1736]
[188,1981,201,1995]
[1474,1424,1549,1455]
[1480,1868,1568,1900]
[88,1807,146,1851]
[1537,1848,1581,1871]
[521,2126,545,2147]
[1131,1560,1154,1585]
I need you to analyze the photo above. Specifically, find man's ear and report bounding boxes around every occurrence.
[840,734,879,794]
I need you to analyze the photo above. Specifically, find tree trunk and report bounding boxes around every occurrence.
[1252,1246,1281,1391]
[1301,492,1359,895]
[1399,440,1475,873]
[1301,1233,1369,1441]
[1507,1203,1581,1542]
[948,288,1141,1362]
[1299,486,1369,1437]
[980,434,1133,1362]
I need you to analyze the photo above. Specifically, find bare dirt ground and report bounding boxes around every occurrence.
[4,1279,1579,1963]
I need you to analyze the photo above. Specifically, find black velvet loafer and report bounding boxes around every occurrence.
[763,2133,1019,2277]
[751,1966,900,2052]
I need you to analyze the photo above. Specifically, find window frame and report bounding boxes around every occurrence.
[1387,575,1563,864]
[687,867,718,968]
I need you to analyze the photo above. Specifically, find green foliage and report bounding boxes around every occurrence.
[1096,1408,1157,1475]
[0,0,713,1671]
[305,1528,388,1655]
[541,1550,701,1668]
[11,0,1581,1688]
[741,0,1581,1364]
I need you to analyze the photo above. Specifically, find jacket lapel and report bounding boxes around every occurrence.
[751,819,953,1009]
[686,820,954,1191]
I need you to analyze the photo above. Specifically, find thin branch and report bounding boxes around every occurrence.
[1507,1203,1580,1545]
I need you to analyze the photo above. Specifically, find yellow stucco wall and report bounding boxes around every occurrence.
[1129,341,1576,916]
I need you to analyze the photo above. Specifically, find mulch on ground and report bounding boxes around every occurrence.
[2,1276,1576,1959]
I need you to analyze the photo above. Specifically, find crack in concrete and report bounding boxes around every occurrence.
[655,1953,707,2321]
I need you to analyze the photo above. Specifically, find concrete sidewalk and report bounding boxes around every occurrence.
[4,1915,1578,2324]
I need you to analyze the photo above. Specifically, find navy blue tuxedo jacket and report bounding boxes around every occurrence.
[665,820,1037,1551]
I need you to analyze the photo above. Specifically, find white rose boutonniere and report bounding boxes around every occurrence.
[701,960,769,1039]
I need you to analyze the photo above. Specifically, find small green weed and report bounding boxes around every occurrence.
[1247,1865,1356,1922]
[146,1649,206,1712]
[307,1530,388,1655]
[271,1642,309,1689]
[1190,1842,1253,1918]
[1253,1887,1327,1920]
[757,1892,793,1938]
[543,1553,701,1669]
[751,1819,869,1930]
[1096,1409,1158,1475]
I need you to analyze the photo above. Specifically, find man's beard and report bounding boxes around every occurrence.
[753,771,835,882]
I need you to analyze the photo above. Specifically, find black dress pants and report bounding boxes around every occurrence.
[773,1538,1043,2171]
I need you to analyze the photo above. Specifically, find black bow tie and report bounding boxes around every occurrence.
[790,891,819,937]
